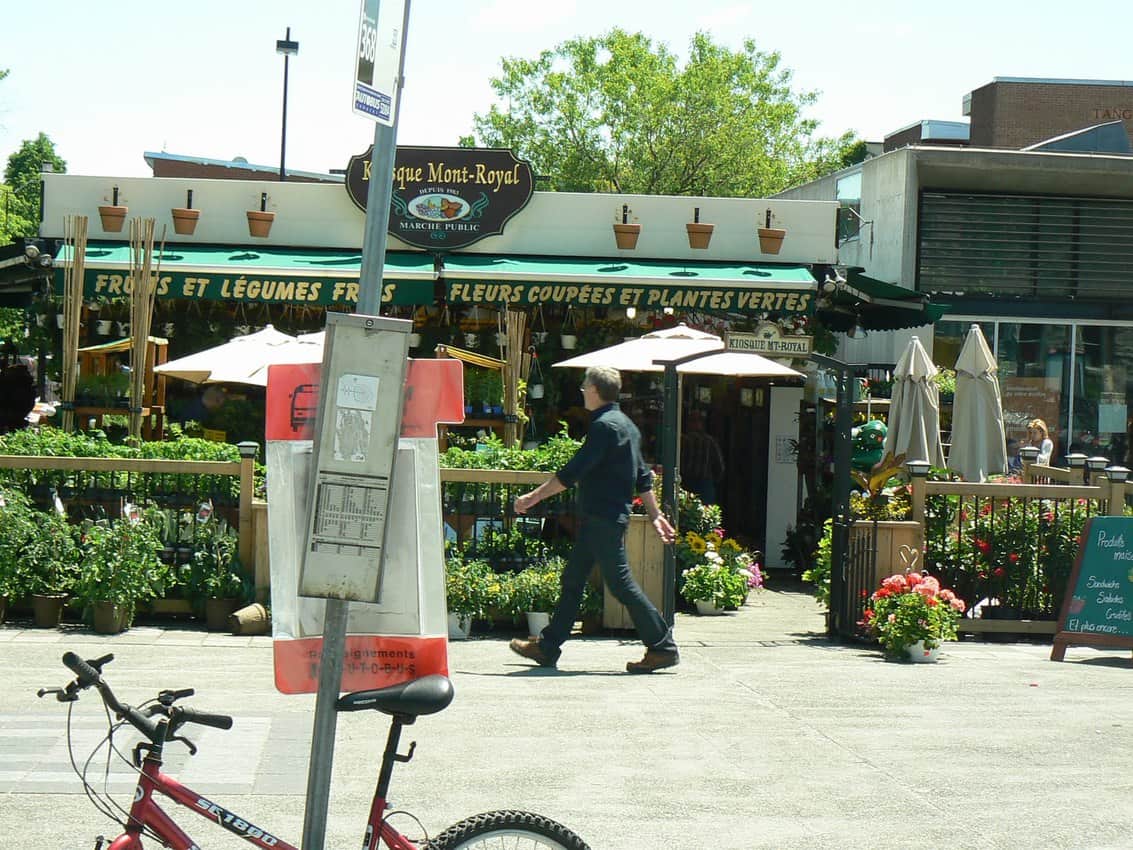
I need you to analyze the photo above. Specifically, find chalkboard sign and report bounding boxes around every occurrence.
[1051,516,1133,661]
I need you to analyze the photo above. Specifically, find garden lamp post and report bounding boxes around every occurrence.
[1086,455,1109,486]
[275,27,299,182]
[1104,465,1130,514]
[1066,452,1087,485]
[906,459,931,524]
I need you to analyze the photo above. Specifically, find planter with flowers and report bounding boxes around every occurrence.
[863,572,966,661]
[445,556,494,639]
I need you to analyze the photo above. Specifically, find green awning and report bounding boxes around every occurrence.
[440,254,816,314]
[55,243,436,306]
[819,269,947,331]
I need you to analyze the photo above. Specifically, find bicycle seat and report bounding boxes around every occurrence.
[336,675,454,718]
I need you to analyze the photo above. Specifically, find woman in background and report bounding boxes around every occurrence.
[1026,418,1054,466]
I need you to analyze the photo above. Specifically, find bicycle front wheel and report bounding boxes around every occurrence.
[426,809,590,850]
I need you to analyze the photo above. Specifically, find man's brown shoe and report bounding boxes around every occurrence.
[509,637,557,668]
[626,649,680,674]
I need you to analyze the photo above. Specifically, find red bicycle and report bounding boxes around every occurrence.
[41,651,589,850]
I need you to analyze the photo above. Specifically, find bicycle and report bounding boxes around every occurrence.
[40,650,590,849]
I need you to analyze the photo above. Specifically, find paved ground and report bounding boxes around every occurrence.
[2,582,1133,849]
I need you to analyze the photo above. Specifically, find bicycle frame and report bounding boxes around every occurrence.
[104,724,420,850]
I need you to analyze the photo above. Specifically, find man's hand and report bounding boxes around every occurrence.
[652,513,676,544]
[515,492,537,515]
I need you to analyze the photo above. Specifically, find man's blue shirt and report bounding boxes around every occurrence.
[555,402,653,525]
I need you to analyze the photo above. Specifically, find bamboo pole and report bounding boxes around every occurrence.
[503,309,528,447]
[127,219,164,440]
[60,216,88,432]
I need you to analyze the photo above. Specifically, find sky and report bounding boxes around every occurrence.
[3,0,1133,179]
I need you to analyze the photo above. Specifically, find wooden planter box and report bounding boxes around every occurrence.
[603,515,665,629]
[850,520,923,588]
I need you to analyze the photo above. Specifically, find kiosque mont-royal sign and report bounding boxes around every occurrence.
[345,146,534,250]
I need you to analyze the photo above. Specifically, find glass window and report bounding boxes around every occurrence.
[996,322,1070,464]
[1070,325,1133,466]
[836,171,863,244]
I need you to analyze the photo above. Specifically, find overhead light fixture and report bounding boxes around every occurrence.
[846,315,867,340]
[822,268,846,294]
[625,307,636,320]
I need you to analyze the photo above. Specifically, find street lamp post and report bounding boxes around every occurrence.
[276,26,300,182]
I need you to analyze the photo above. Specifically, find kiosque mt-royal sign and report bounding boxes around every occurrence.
[345,146,534,250]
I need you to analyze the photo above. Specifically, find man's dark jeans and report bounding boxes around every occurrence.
[540,515,678,659]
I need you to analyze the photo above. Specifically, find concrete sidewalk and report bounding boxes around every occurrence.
[2,582,1132,849]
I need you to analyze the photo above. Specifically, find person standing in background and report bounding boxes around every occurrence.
[680,409,724,505]
[1026,418,1054,466]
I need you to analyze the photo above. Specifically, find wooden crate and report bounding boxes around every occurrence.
[603,515,666,629]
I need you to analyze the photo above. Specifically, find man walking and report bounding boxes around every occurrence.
[510,366,680,673]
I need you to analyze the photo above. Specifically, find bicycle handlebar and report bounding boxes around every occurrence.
[54,651,233,743]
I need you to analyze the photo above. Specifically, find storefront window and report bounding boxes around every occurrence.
[1070,325,1133,465]
[996,322,1070,463]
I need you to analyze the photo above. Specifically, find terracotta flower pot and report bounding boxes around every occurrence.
[758,226,786,255]
[171,207,200,235]
[98,205,128,233]
[686,222,715,249]
[612,222,641,250]
[247,210,275,238]
[205,597,241,632]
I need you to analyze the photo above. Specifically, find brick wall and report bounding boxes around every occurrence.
[968,80,1133,149]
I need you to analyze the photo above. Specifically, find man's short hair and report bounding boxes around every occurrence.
[584,366,621,402]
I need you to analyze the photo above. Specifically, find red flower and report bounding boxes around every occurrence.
[975,539,991,555]
[993,567,1006,578]
[1008,552,1019,563]
[925,596,938,607]
[980,503,992,516]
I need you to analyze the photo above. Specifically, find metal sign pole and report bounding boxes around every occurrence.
[301,3,411,848]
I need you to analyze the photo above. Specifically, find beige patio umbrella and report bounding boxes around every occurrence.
[947,324,1007,481]
[883,335,946,468]
[553,323,801,378]
[155,325,299,387]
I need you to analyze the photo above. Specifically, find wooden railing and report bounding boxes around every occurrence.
[0,453,259,578]
[908,464,1126,635]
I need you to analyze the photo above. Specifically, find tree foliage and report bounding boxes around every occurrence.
[3,131,66,241]
[463,30,859,197]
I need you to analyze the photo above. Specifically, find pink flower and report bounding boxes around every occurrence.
[906,572,923,588]
[950,598,966,612]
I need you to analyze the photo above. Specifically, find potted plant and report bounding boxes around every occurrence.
[512,560,563,635]
[188,509,245,631]
[6,496,81,627]
[444,556,493,639]
[560,307,578,350]
[679,561,747,615]
[612,203,641,250]
[757,208,786,255]
[686,206,714,249]
[247,192,274,238]
[863,572,966,661]
[171,188,200,236]
[98,186,127,233]
[74,508,168,633]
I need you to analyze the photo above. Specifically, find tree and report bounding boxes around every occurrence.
[463,30,859,197]
[3,132,66,241]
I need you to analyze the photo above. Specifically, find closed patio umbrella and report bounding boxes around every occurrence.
[947,324,1007,482]
[883,336,945,468]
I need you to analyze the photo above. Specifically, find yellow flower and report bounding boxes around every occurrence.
[721,538,742,554]
[686,532,707,554]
